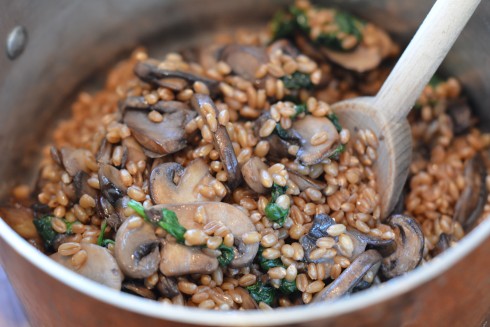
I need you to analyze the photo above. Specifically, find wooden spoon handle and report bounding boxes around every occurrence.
[372,0,481,123]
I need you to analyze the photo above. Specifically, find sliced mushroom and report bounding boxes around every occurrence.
[293,115,340,165]
[300,214,336,263]
[50,243,123,290]
[254,112,295,161]
[447,98,476,135]
[134,61,218,94]
[115,217,160,279]
[0,205,38,240]
[96,195,122,230]
[159,240,219,276]
[96,138,112,165]
[122,137,147,165]
[73,171,98,201]
[313,250,382,303]
[157,275,180,298]
[191,94,242,189]
[220,45,269,81]
[381,214,424,279]
[345,227,396,258]
[123,96,193,115]
[431,233,450,257]
[287,170,326,191]
[123,107,192,157]
[321,46,382,73]
[150,159,224,204]
[98,164,127,205]
[123,281,157,300]
[453,153,487,231]
[267,39,300,58]
[233,287,259,310]
[196,44,224,71]
[59,147,92,177]
[241,157,270,194]
[147,202,259,268]
[321,26,394,73]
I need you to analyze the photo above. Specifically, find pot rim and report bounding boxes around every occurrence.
[0,217,489,325]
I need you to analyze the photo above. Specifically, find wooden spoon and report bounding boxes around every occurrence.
[332,0,481,219]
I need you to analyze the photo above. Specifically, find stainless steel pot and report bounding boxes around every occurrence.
[0,1,489,326]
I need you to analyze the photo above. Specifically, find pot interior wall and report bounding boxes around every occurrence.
[0,0,489,197]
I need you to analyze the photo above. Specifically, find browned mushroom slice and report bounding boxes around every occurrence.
[96,138,112,165]
[150,158,224,204]
[147,202,259,268]
[300,214,336,263]
[157,275,180,298]
[287,170,326,191]
[312,250,382,303]
[59,147,92,177]
[345,227,396,258]
[160,241,218,276]
[122,137,147,165]
[0,205,38,240]
[123,281,157,300]
[447,98,476,135]
[254,112,295,161]
[233,287,259,310]
[321,26,394,73]
[98,164,127,205]
[267,39,301,58]
[293,116,340,165]
[220,45,269,81]
[96,195,122,230]
[381,214,424,279]
[197,44,224,71]
[123,96,193,115]
[241,157,270,194]
[50,243,123,290]
[453,153,487,231]
[73,171,98,201]
[321,46,382,73]
[431,233,450,257]
[134,61,218,93]
[115,217,160,279]
[191,94,242,189]
[123,109,189,157]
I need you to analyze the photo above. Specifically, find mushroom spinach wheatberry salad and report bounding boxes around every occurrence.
[1,0,489,310]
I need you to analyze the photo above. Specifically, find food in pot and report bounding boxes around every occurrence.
[2,0,489,310]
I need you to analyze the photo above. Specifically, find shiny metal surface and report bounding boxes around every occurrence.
[0,0,489,326]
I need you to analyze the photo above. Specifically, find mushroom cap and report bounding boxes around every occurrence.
[293,115,340,166]
[115,217,161,279]
[241,157,270,194]
[50,243,123,290]
[150,158,224,205]
[381,214,424,279]
[147,202,259,268]
[160,241,219,276]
